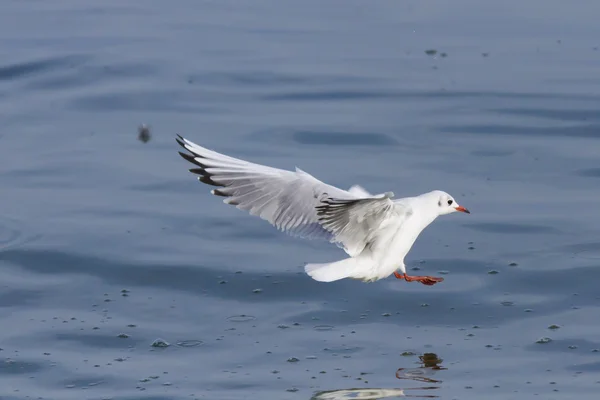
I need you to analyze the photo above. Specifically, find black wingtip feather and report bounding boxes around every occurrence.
[212,189,228,197]
[198,176,221,186]
[189,168,205,175]
[178,151,204,167]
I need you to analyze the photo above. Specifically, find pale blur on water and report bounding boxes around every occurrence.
[1,1,600,399]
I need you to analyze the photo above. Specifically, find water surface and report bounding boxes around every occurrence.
[1,1,600,399]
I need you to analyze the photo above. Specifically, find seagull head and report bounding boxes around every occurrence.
[429,190,470,216]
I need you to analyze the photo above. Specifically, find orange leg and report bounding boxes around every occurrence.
[394,271,444,286]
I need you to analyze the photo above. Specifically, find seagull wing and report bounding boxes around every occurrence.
[316,193,412,256]
[176,135,358,241]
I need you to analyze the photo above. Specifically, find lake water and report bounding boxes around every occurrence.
[1,1,600,399]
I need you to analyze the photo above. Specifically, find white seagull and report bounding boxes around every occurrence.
[176,135,470,286]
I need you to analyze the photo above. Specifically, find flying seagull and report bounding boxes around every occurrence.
[176,135,470,286]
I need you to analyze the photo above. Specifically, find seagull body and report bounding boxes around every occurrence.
[176,135,470,286]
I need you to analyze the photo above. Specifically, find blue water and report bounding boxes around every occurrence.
[2,1,600,399]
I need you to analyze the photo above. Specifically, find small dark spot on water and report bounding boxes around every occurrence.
[548,325,561,330]
[482,53,490,57]
[509,262,518,266]
[287,357,299,363]
[117,333,129,339]
[488,270,499,275]
[501,301,514,306]
[137,124,151,143]
[425,49,437,56]
[151,339,170,348]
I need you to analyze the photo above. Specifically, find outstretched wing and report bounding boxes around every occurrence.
[316,193,412,256]
[176,135,358,241]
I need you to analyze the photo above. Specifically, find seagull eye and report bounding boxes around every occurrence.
[447,199,453,206]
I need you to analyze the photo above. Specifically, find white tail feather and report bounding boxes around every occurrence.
[305,257,363,282]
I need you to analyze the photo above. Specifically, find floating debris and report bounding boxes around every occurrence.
[536,337,552,344]
[488,270,499,275]
[137,124,151,143]
[117,333,129,339]
[508,262,518,266]
[401,351,416,356]
[151,338,170,348]
[425,49,438,56]
[252,288,263,294]
[287,357,300,363]
[548,325,561,330]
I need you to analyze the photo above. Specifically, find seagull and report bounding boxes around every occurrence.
[176,135,470,286]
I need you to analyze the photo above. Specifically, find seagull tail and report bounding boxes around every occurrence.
[304,257,363,282]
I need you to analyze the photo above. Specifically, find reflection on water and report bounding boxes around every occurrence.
[396,353,446,384]
[311,353,445,399]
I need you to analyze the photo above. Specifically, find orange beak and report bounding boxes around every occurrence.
[455,206,470,214]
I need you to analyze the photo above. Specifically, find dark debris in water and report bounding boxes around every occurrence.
[151,338,170,348]
[137,124,151,143]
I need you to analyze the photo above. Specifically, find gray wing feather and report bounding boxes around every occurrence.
[176,135,357,241]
